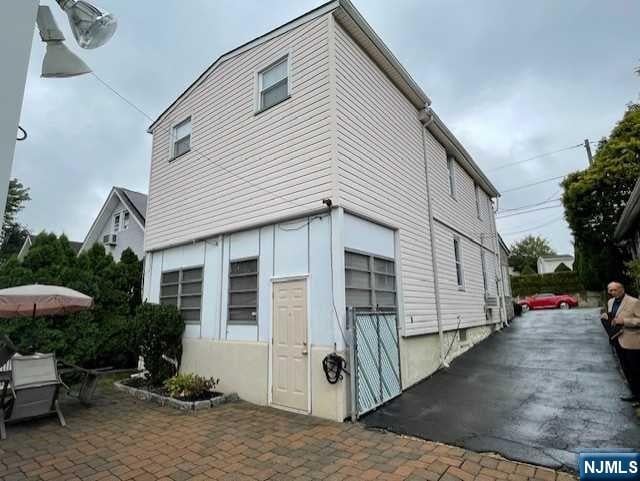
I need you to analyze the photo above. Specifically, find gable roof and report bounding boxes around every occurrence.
[79,187,148,254]
[17,235,82,261]
[147,0,430,133]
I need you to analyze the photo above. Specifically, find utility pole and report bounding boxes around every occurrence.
[584,139,593,165]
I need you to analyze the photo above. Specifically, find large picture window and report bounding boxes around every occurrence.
[228,258,258,325]
[160,267,203,324]
[345,251,396,312]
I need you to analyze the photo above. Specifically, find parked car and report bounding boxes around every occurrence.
[518,293,578,311]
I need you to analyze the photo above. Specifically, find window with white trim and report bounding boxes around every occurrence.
[228,258,258,325]
[258,57,289,111]
[447,156,456,198]
[453,237,464,289]
[160,267,203,324]
[172,117,191,158]
[475,183,482,219]
[113,213,121,232]
[345,251,396,312]
[123,211,130,230]
[481,249,488,292]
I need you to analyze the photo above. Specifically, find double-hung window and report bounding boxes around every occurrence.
[172,117,191,158]
[160,267,203,324]
[345,251,396,312]
[228,258,258,325]
[447,156,456,198]
[453,237,464,289]
[113,213,120,232]
[475,183,482,219]
[258,57,289,111]
[122,211,130,230]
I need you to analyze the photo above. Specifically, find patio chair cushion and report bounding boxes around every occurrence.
[11,353,60,389]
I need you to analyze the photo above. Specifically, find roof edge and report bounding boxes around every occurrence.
[614,177,640,241]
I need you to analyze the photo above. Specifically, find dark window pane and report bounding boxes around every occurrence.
[375,274,395,290]
[261,79,287,110]
[181,282,202,295]
[180,295,201,309]
[346,288,371,308]
[230,291,257,307]
[230,276,258,290]
[345,252,369,270]
[174,135,190,156]
[181,309,200,322]
[229,308,257,322]
[345,270,370,289]
[230,259,257,274]
[374,258,394,274]
[160,297,177,306]
[456,264,463,286]
[162,271,179,284]
[182,268,202,282]
[375,291,396,307]
[160,284,178,297]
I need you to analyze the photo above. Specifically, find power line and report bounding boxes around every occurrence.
[500,174,566,194]
[498,196,562,214]
[500,216,565,236]
[487,144,583,172]
[496,204,563,219]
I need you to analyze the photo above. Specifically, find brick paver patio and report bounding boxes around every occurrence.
[0,386,576,481]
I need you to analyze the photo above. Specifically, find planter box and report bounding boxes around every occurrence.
[114,381,238,412]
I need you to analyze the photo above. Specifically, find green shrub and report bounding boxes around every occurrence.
[511,271,584,297]
[164,373,219,400]
[134,302,184,386]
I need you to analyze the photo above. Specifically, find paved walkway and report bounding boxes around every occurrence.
[0,386,576,481]
[363,308,640,471]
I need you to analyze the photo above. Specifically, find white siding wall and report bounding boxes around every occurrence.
[96,198,146,260]
[333,21,436,336]
[145,14,334,251]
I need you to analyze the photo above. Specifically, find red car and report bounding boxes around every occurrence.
[519,293,578,311]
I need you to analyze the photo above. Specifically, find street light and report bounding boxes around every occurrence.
[56,0,117,49]
[36,5,91,78]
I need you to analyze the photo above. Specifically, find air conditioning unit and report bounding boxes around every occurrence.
[484,294,498,307]
[103,233,117,246]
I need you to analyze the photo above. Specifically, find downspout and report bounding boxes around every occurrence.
[491,197,507,326]
[419,107,448,368]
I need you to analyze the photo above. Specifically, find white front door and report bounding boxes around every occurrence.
[271,279,308,412]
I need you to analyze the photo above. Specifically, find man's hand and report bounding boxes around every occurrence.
[601,312,609,321]
[613,316,625,326]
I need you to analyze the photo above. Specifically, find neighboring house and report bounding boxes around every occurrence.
[537,255,574,274]
[142,0,506,421]
[17,234,82,261]
[498,236,515,321]
[79,187,147,260]
[614,177,640,258]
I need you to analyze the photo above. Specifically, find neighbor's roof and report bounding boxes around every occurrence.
[614,176,640,241]
[116,187,148,226]
[146,0,499,198]
[497,234,510,255]
[538,254,574,261]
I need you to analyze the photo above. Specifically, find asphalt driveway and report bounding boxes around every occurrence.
[362,308,640,470]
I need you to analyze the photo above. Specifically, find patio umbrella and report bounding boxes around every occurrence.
[0,284,94,319]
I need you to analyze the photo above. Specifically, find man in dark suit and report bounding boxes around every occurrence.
[601,281,640,406]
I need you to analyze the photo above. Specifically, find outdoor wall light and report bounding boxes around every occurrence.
[37,5,91,78]
[56,0,117,49]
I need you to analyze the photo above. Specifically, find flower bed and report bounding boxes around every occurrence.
[114,377,238,411]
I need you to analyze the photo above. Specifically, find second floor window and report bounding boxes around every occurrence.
[122,211,130,230]
[447,156,456,198]
[259,57,289,111]
[113,213,120,232]
[454,237,464,289]
[172,117,191,158]
[475,183,482,219]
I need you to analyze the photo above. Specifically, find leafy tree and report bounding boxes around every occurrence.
[520,264,536,276]
[0,178,31,262]
[0,233,143,368]
[562,103,640,290]
[554,262,571,273]
[508,235,556,273]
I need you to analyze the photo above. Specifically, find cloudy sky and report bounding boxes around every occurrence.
[13,0,639,253]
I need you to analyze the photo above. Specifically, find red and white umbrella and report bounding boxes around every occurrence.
[0,285,94,318]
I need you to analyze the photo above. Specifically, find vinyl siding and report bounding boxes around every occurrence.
[333,21,436,335]
[145,15,333,251]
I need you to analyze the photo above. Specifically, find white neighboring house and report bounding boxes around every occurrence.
[537,255,574,274]
[17,234,82,261]
[142,0,507,421]
[79,187,147,260]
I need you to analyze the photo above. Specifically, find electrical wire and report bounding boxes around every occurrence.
[500,175,567,194]
[487,144,584,172]
[499,215,565,236]
[496,204,563,219]
[498,196,562,214]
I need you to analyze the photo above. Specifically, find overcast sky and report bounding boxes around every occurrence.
[13,0,640,253]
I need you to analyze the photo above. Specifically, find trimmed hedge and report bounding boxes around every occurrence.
[511,271,584,297]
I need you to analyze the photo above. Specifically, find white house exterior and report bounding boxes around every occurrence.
[142,0,505,421]
[536,255,574,274]
[79,187,147,260]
